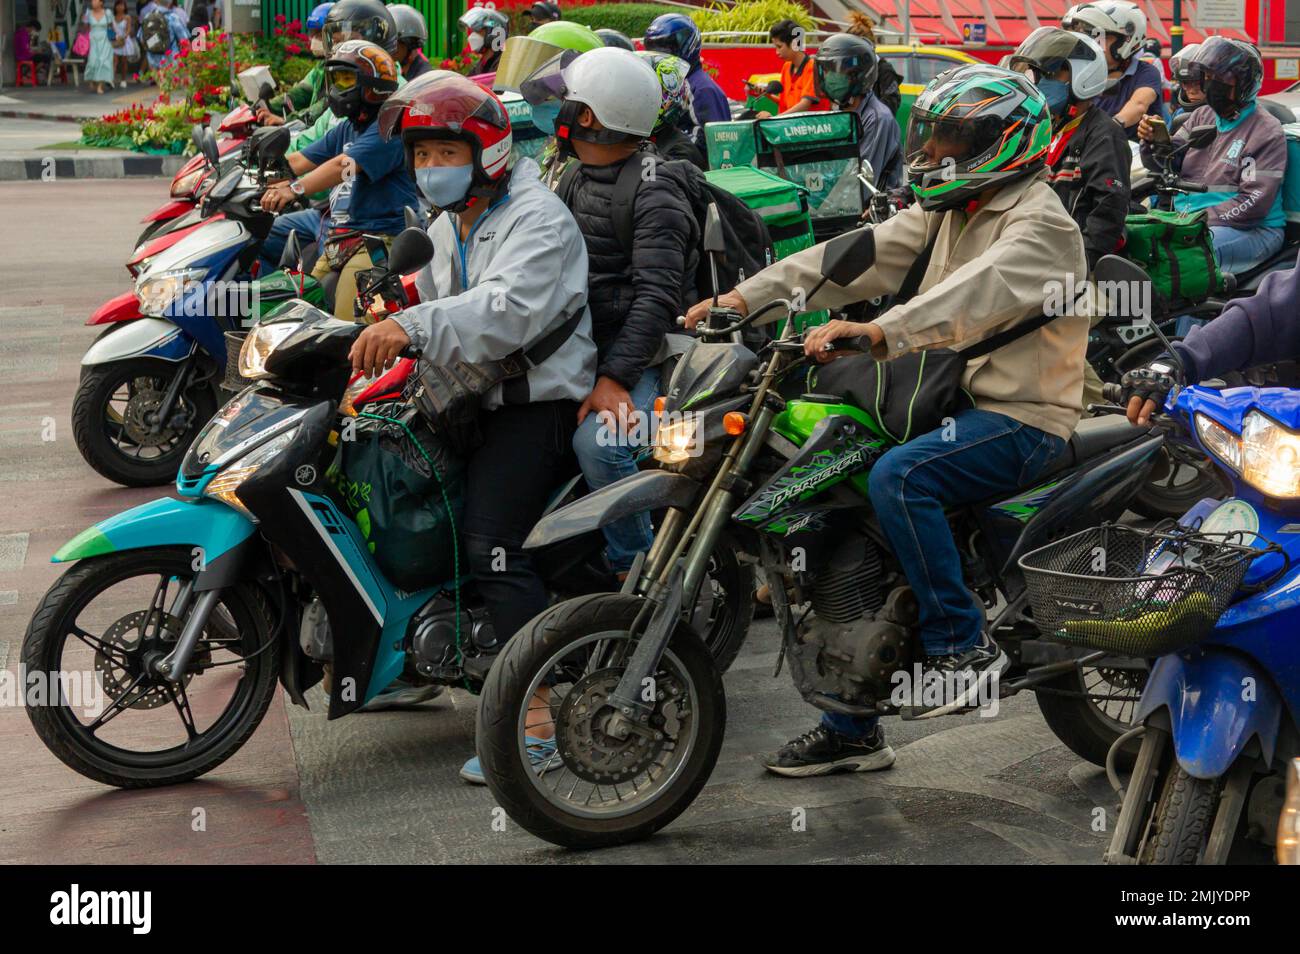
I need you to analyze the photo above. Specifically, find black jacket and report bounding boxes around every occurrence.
[1046,105,1131,270]
[564,151,699,388]
[654,124,706,170]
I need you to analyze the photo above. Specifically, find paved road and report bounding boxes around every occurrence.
[0,180,1119,864]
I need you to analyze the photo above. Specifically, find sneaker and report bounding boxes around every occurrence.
[358,678,444,712]
[900,636,1009,721]
[763,724,895,777]
[460,736,564,785]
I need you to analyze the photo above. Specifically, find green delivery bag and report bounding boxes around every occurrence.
[327,401,465,593]
[1123,209,1226,305]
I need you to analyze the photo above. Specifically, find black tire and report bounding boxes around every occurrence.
[22,549,280,788]
[477,593,725,849]
[1129,449,1229,521]
[694,538,755,673]
[1036,666,1147,771]
[72,358,216,487]
[1139,765,1221,865]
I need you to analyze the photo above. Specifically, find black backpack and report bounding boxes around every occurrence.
[142,10,169,53]
[558,152,775,302]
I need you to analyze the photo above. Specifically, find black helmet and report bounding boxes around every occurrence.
[595,28,634,51]
[325,39,400,121]
[1187,35,1262,120]
[814,33,879,107]
[388,4,428,47]
[322,0,397,55]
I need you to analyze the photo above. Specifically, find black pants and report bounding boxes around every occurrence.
[461,399,578,646]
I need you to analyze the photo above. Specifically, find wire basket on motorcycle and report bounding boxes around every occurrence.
[1018,523,1276,657]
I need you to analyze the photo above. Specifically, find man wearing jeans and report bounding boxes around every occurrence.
[687,64,1089,775]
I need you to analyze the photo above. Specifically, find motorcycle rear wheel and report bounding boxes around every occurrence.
[477,593,725,848]
[1035,665,1147,771]
[22,548,280,788]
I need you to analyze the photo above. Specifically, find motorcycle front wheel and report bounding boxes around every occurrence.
[477,593,725,849]
[22,548,280,788]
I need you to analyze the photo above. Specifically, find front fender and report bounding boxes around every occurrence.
[87,290,143,326]
[53,497,257,591]
[142,198,195,223]
[1136,650,1283,779]
[81,317,195,366]
[524,470,701,550]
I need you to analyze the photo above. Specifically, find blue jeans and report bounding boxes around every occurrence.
[259,208,323,272]
[820,408,1067,739]
[1210,224,1284,275]
[573,368,661,574]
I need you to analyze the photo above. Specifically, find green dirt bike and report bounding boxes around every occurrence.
[475,224,1167,848]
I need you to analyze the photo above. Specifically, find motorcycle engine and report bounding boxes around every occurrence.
[299,597,332,661]
[785,536,916,708]
[409,594,498,681]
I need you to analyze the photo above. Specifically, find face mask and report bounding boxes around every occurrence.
[820,71,854,106]
[530,100,560,135]
[310,36,324,57]
[468,31,485,52]
[416,164,475,209]
[1039,78,1070,116]
[1203,79,1240,119]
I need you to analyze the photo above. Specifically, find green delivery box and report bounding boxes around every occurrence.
[704,165,827,331]
[754,112,863,239]
[501,91,548,163]
[704,120,758,170]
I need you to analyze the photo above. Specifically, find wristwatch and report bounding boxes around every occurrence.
[287,180,305,196]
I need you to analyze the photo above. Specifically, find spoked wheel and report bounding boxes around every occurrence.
[687,538,754,673]
[22,549,280,788]
[1036,664,1148,771]
[72,358,216,487]
[478,593,725,848]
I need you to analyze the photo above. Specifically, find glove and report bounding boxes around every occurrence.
[1120,361,1178,425]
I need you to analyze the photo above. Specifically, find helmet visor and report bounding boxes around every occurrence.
[326,65,359,91]
[493,36,566,92]
[518,51,578,134]
[323,19,368,54]
[378,71,508,141]
[1008,29,1094,82]
[904,107,1002,172]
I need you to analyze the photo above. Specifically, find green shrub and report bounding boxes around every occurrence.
[691,0,815,43]
[561,3,671,40]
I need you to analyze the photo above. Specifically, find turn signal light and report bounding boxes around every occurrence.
[654,396,667,415]
[1279,758,1300,864]
[723,412,747,436]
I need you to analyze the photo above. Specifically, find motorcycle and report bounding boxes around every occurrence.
[73,124,332,487]
[1064,258,1300,866]
[25,227,753,789]
[474,220,1165,849]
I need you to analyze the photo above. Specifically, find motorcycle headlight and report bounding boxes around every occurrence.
[170,166,206,198]
[238,320,303,380]
[136,268,206,317]
[204,427,299,519]
[653,416,701,464]
[1195,412,1240,471]
[1279,758,1300,865]
[1240,411,1300,499]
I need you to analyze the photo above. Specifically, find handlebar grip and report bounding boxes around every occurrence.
[1102,383,1126,404]
[825,335,867,354]
[398,345,423,361]
[1175,179,1207,193]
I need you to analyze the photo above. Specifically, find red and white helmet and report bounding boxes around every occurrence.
[378,71,513,186]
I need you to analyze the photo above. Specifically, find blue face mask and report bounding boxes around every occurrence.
[530,100,561,136]
[1039,78,1071,116]
[415,164,475,210]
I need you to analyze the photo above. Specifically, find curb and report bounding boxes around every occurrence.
[0,154,185,180]
[0,108,86,124]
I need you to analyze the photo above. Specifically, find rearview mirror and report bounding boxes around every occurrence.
[820,228,875,287]
[1093,254,1154,323]
[387,226,435,276]
[1185,124,1217,150]
[200,126,220,169]
[860,159,876,187]
[765,80,783,95]
[279,230,302,270]
[404,205,423,230]
[703,202,726,255]
[258,81,275,104]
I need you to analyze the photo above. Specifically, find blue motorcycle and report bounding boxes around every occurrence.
[1022,256,1300,865]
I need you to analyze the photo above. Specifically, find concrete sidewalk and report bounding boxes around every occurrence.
[0,85,185,180]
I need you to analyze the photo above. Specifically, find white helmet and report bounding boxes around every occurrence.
[1011,27,1109,101]
[555,47,663,138]
[1169,42,1201,81]
[1063,1,1147,62]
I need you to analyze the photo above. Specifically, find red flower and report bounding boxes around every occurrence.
[286,43,302,55]
[275,13,286,23]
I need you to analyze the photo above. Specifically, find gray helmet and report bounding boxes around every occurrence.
[389,4,428,46]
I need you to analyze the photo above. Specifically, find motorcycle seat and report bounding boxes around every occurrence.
[1041,415,1143,478]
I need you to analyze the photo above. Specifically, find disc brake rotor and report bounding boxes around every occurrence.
[94,610,193,710]
[119,380,171,447]
[555,667,689,785]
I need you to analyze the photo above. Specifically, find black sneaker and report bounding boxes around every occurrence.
[763,724,896,777]
[900,636,1009,721]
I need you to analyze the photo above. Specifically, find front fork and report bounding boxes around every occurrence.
[603,403,777,733]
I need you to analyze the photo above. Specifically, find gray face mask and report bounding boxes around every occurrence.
[415,164,474,209]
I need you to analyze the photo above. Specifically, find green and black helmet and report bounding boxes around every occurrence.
[904,63,1051,211]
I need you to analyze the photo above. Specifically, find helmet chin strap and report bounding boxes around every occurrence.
[555,100,634,156]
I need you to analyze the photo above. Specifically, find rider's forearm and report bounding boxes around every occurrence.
[287,152,318,177]
[293,155,342,195]
[1116,89,1156,128]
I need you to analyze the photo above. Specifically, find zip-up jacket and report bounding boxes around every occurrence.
[1143,102,1287,229]
[395,157,597,409]
[1046,106,1131,270]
